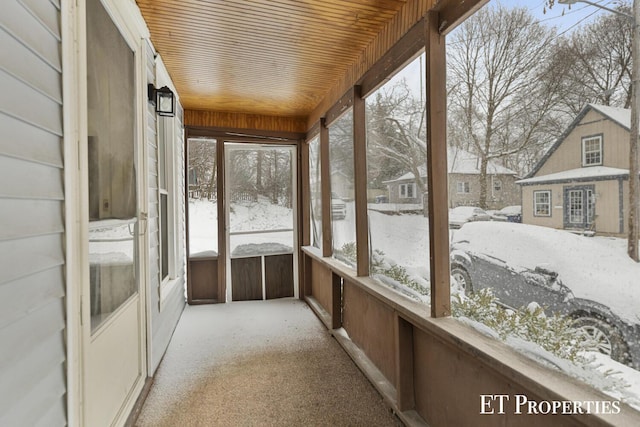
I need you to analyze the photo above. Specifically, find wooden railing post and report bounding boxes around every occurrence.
[425,10,451,318]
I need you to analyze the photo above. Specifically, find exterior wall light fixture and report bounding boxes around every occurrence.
[148,84,175,117]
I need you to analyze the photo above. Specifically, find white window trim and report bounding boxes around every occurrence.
[582,135,603,166]
[534,190,551,217]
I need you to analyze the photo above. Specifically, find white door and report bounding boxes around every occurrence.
[82,0,146,424]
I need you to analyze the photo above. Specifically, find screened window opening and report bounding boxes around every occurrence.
[329,110,356,268]
[308,136,323,250]
[187,138,218,256]
[365,53,429,302]
[447,1,640,413]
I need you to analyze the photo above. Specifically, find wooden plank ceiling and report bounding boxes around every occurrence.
[136,0,407,119]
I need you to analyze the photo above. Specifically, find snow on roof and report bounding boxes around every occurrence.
[516,166,628,185]
[383,148,517,183]
[589,104,630,130]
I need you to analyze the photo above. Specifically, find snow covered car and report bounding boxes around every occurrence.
[331,192,347,220]
[450,222,640,368]
[490,205,522,223]
[448,206,491,229]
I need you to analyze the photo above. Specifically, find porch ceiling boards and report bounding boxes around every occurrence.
[136,0,407,119]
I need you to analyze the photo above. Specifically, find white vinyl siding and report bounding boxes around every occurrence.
[0,1,66,426]
[146,41,186,374]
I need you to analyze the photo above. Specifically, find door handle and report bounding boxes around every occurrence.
[139,211,148,236]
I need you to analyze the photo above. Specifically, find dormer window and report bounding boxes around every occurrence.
[582,135,602,166]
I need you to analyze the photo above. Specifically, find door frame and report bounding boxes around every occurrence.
[563,184,596,230]
[223,142,299,302]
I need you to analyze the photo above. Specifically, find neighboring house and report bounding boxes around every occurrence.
[330,170,354,200]
[517,104,632,236]
[383,148,520,209]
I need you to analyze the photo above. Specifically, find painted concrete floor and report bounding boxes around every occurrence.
[135,298,401,426]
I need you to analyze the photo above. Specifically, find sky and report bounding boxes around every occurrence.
[382,0,622,99]
[509,0,615,33]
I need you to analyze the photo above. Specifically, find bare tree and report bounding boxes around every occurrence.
[545,0,638,262]
[187,139,217,200]
[550,3,633,116]
[367,79,428,213]
[447,4,560,209]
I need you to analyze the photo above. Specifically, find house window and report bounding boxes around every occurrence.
[582,135,602,166]
[158,115,177,286]
[399,183,416,199]
[534,190,551,216]
[457,181,470,194]
[493,179,502,192]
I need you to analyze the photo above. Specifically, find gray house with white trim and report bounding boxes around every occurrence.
[518,104,632,236]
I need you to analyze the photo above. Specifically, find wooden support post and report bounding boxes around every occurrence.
[353,86,370,276]
[303,254,312,298]
[320,119,333,257]
[300,141,311,299]
[395,313,415,411]
[217,139,227,302]
[425,11,451,318]
[332,273,342,329]
[300,140,311,247]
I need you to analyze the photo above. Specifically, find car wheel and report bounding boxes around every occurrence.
[572,316,630,364]
[451,265,473,294]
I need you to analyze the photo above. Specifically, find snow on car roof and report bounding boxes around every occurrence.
[449,206,484,218]
[451,222,640,324]
[498,205,521,214]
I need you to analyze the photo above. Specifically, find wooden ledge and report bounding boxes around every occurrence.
[301,247,640,426]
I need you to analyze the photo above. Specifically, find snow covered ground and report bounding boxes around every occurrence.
[188,198,640,409]
[188,198,294,256]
